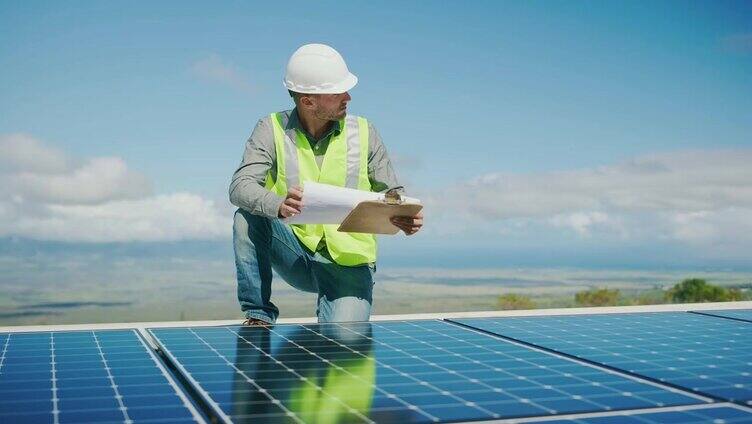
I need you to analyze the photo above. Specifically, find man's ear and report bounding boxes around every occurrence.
[299,95,316,110]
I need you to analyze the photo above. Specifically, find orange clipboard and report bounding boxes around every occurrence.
[337,201,423,235]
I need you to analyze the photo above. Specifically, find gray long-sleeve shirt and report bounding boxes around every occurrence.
[229,108,401,218]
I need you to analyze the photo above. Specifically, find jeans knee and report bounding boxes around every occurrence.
[318,296,372,323]
[233,209,271,247]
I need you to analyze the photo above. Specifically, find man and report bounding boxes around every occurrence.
[229,43,423,325]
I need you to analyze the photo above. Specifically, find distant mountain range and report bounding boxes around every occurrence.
[2,236,751,271]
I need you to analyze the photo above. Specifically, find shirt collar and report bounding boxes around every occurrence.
[288,108,342,141]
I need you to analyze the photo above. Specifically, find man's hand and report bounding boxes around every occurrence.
[390,210,423,236]
[278,186,304,218]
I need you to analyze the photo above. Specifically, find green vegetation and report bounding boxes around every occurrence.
[628,289,667,306]
[497,293,536,310]
[569,279,749,308]
[666,278,744,303]
[574,288,621,307]
[492,277,750,314]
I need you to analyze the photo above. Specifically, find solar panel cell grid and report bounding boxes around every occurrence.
[0,329,203,423]
[150,320,703,423]
[453,312,752,404]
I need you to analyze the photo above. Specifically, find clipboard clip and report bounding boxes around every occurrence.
[384,188,403,205]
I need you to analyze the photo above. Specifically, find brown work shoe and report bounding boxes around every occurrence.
[242,318,270,327]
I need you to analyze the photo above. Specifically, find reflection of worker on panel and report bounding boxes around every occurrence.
[230,323,422,422]
[230,44,423,325]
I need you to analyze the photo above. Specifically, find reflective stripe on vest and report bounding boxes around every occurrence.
[266,112,376,266]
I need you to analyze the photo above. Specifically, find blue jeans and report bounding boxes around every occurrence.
[233,209,375,324]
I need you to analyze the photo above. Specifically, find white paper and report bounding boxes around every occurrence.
[285,182,420,225]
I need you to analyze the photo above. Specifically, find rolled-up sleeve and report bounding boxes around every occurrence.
[229,118,285,218]
[367,122,402,193]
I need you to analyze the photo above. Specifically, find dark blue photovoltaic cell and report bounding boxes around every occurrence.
[695,309,752,323]
[532,405,752,423]
[150,320,703,423]
[453,312,752,404]
[0,329,202,423]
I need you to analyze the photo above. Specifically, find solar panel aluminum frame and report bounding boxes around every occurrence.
[4,301,752,334]
[690,309,752,324]
[133,328,209,423]
[146,327,236,423]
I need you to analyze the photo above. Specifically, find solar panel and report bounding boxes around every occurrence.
[149,320,704,423]
[523,404,752,423]
[0,329,204,423]
[452,312,752,405]
[693,309,752,324]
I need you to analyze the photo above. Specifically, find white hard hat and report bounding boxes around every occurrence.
[283,43,358,94]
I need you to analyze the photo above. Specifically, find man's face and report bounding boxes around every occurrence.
[310,92,351,121]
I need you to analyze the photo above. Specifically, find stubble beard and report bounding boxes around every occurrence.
[315,107,346,122]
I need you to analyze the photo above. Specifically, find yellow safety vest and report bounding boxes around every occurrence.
[265,112,377,266]
[288,354,376,423]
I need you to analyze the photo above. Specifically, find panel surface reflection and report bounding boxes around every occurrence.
[454,313,752,402]
[150,320,701,424]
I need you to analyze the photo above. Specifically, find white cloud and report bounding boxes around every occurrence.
[434,149,752,250]
[11,194,227,242]
[190,54,253,94]
[0,134,230,242]
[1,133,151,205]
[4,132,749,258]
[669,208,752,245]
[0,133,70,174]
[10,157,151,205]
[441,149,752,218]
[549,211,610,237]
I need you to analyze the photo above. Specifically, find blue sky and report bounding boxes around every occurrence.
[1,1,751,268]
